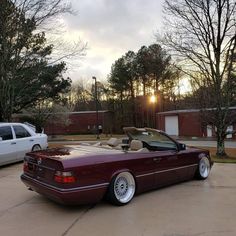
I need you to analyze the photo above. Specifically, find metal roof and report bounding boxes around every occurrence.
[158,107,236,115]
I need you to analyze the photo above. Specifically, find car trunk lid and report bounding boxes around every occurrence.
[23,146,121,186]
[23,151,65,186]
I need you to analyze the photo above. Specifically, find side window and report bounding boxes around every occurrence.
[0,126,13,140]
[148,132,177,150]
[13,126,31,138]
[157,133,177,149]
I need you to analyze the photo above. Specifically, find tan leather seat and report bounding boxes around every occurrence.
[130,140,143,151]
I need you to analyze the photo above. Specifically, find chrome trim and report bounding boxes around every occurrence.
[136,164,198,178]
[21,174,109,193]
[27,161,55,171]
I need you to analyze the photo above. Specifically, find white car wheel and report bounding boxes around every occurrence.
[109,172,136,206]
[197,157,210,179]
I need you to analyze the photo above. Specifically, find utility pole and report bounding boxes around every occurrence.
[92,76,100,139]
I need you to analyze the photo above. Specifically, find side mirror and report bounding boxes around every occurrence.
[0,137,2,141]
[178,143,186,151]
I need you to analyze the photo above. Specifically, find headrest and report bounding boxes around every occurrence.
[107,138,119,147]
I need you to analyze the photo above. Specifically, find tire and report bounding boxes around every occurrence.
[196,156,210,180]
[32,144,41,152]
[108,172,136,206]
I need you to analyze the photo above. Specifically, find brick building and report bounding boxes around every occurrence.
[156,108,236,139]
[44,110,114,135]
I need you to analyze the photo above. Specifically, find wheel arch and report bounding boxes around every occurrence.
[198,152,209,159]
[110,168,136,182]
[31,144,41,151]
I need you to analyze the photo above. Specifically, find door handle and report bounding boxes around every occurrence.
[168,156,178,161]
[11,142,16,145]
[153,157,162,162]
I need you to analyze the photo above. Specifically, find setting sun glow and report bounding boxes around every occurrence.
[150,95,157,104]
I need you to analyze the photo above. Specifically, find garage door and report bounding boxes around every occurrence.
[165,116,179,136]
[226,125,233,139]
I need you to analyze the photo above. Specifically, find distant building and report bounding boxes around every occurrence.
[44,110,114,135]
[156,108,236,139]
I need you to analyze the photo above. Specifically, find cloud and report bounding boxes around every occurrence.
[62,0,164,81]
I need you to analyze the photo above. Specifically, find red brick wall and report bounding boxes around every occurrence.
[178,112,202,137]
[156,113,165,131]
[44,112,112,135]
[157,111,203,137]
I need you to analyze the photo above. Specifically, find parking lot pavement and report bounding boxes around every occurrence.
[0,163,236,236]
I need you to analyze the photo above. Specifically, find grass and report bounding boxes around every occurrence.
[197,146,236,163]
[211,155,236,163]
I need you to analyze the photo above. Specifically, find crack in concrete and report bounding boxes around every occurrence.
[185,184,236,189]
[0,196,35,219]
[163,233,203,236]
[61,204,96,236]
[0,175,9,179]
[163,230,234,236]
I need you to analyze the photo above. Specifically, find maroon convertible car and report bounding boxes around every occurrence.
[21,127,213,206]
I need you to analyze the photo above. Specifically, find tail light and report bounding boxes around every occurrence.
[54,171,76,183]
[23,161,29,172]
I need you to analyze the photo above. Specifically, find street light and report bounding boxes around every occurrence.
[92,76,100,139]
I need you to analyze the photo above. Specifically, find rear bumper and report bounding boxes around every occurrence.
[21,174,108,205]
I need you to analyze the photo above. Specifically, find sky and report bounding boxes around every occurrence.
[60,0,165,84]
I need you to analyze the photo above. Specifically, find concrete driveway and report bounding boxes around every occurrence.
[0,163,236,236]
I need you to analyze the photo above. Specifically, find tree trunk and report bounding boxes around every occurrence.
[130,82,136,126]
[0,110,3,122]
[142,78,146,96]
[216,132,227,157]
[120,92,124,128]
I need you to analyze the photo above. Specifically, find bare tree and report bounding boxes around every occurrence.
[67,81,92,111]
[14,0,72,26]
[22,100,72,131]
[162,0,236,156]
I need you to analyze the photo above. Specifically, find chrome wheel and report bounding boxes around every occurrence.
[110,172,135,205]
[199,157,210,179]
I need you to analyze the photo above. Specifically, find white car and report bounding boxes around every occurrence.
[0,123,48,166]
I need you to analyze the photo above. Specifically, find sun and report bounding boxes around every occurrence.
[150,95,157,104]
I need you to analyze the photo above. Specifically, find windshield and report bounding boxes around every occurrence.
[126,128,177,151]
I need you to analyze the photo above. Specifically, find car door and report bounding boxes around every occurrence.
[154,142,195,185]
[132,152,157,193]
[0,125,18,165]
[12,125,33,160]
[153,149,180,187]
[175,148,198,181]
[148,133,180,187]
